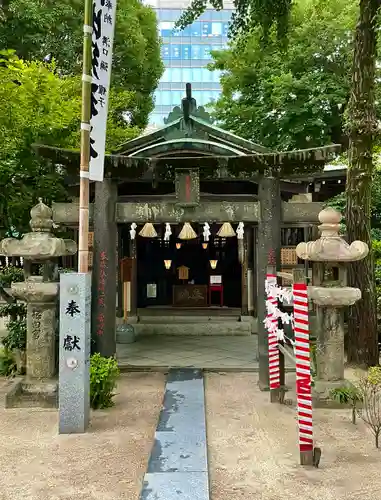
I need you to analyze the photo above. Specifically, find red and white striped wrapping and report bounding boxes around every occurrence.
[292,282,313,452]
[266,274,280,390]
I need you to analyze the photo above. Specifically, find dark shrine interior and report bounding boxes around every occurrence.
[120,223,243,308]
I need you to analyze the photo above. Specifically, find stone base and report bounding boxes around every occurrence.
[312,379,351,408]
[116,323,136,344]
[5,377,58,408]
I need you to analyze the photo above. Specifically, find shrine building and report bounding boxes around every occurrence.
[36,84,346,361]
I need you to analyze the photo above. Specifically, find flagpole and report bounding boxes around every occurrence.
[78,0,93,273]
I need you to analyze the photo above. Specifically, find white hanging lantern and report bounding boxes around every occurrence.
[164,223,172,241]
[236,222,244,240]
[139,223,157,238]
[217,222,235,238]
[130,223,137,240]
[178,222,197,240]
[202,222,211,242]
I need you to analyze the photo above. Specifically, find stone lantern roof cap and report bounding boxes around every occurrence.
[0,199,77,260]
[296,207,369,262]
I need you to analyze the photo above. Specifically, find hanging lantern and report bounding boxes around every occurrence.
[139,223,157,238]
[202,222,211,241]
[236,222,244,240]
[217,222,235,238]
[164,223,172,241]
[130,222,137,240]
[176,242,182,249]
[209,259,218,270]
[178,222,197,240]
[164,259,172,270]
[202,242,208,250]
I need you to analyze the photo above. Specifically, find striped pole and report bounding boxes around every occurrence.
[292,279,314,465]
[266,274,280,396]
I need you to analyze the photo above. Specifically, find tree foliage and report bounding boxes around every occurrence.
[0,0,163,129]
[176,0,292,42]
[209,0,358,150]
[0,51,80,231]
[0,0,163,233]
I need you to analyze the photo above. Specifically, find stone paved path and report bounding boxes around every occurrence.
[140,368,209,500]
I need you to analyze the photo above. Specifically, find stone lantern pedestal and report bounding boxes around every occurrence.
[308,287,361,405]
[0,199,76,408]
[296,208,369,407]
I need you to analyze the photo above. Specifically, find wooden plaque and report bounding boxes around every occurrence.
[173,285,208,307]
[177,265,189,281]
[281,247,298,265]
[175,168,200,207]
[88,231,94,248]
[210,275,222,284]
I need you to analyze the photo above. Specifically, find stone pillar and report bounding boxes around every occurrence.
[257,174,281,390]
[316,305,345,382]
[26,282,58,379]
[91,178,117,357]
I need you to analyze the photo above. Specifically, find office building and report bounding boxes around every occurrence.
[145,0,233,126]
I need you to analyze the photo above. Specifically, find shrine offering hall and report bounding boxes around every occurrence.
[36,84,345,357]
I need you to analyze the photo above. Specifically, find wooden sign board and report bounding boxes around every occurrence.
[88,232,94,248]
[210,275,222,284]
[173,285,208,307]
[175,168,200,207]
[177,265,189,281]
[281,247,298,265]
[147,283,157,299]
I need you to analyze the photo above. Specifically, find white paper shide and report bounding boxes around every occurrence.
[90,0,117,181]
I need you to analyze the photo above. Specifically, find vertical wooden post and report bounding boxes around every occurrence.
[252,225,258,317]
[130,239,138,317]
[257,174,281,391]
[241,233,249,316]
[78,0,92,273]
[91,178,117,357]
[293,267,314,466]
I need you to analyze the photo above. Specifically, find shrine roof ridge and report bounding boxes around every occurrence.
[33,142,341,180]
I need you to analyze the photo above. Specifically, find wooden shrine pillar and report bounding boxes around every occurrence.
[257,173,281,391]
[91,178,117,357]
[248,225,256,316]
[240,231,249,316]
[130,238,138,317]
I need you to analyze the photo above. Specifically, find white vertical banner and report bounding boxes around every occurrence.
[89,0,117,182]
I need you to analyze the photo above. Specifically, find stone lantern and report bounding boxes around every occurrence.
[0,199,76,407]
[296,207,369,406]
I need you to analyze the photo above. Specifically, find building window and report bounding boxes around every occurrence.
[171,44,181,59]
[182,44,191,59]
[201,46,212,59]
[212,23,223,36]
[191,21,201,36]
[161,45,170,59]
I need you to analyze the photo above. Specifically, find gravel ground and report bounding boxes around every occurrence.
[0,373,165,500]
[205,372,381,500]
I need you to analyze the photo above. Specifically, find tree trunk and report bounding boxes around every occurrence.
[346,0,380,366]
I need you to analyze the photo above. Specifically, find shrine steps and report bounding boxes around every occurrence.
[128,308,256,336]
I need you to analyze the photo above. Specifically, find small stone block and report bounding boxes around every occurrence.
[141,472,209,500]
[59,272,91,434]
[148,430,208,473]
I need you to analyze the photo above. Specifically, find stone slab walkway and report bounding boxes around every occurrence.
[140,368,209,500]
